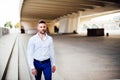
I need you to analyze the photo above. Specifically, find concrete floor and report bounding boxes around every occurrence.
[0,34,120,80]
[53,34,120,80]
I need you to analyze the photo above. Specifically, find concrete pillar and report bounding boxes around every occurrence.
[68,13,79,33]
[59,17,69,33]
[76,11,81,33]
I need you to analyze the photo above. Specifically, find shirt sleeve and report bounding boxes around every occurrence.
[27,38,35,69]
[49,38,55,67]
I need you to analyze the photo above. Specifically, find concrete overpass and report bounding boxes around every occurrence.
[20,0,120,35]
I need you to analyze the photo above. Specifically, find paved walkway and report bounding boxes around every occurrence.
[0,34,120,80]
[0,34,17,80]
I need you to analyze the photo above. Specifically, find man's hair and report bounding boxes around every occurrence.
[39,20,46,24]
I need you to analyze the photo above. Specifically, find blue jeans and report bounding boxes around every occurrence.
[34,59,52,80]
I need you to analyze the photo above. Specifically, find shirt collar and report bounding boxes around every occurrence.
[37,33,48,40]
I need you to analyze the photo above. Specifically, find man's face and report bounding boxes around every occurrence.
[37,23,47,34]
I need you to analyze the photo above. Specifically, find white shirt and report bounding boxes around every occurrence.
[27,33,55,69]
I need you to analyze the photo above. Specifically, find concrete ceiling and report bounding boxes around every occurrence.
[21,0,120,20]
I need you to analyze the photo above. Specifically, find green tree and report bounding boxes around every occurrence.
[4,21,13,29]
[15,22,20,28]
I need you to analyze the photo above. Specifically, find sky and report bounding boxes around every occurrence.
[0,0,20,27]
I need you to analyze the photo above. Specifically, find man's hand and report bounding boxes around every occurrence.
[32,68,37,76]
[52,66,56,73]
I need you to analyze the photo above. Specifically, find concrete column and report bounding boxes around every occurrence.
[68,13,79,33]
[59,17,69,33]
[77,11,82,34]
[67,15,73,33]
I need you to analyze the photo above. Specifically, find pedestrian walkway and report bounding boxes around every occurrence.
[0,34,32,80]
[0,34,120,80]
[0,34,17,80]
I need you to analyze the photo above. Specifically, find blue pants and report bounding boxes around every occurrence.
[34,59,52,80]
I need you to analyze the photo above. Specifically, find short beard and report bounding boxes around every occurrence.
[40,30,46,34]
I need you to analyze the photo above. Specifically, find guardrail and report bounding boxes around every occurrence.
[0,27,9,37]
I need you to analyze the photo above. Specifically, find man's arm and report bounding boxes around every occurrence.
[27,38,35,69]
[49,38,56,73]
[27,38,38,75]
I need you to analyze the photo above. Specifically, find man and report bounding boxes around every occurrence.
[27,20,56,80]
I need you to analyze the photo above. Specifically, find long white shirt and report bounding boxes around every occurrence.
[27,33,55,69]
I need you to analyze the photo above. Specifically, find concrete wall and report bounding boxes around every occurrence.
[47,20,60,34]
[20,18,39,34]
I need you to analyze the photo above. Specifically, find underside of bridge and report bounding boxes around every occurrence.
[21,0,120,20]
